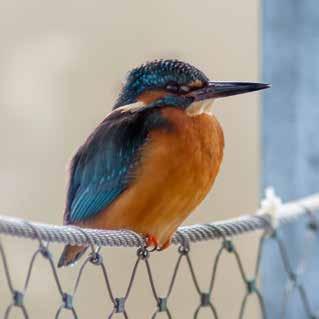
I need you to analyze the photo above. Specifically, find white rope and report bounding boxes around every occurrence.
[0,192,318,248]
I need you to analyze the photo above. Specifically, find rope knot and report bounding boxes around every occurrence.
[246,279,256,294]
[288,272,299,287]
[157,297,168,312]
[114,297,126,313]
[13,290,24,307]
[257,187,282,231]
[62,293,73,309]
[200,293,210,307]
[178,245,190,255]
[137,247,150,259]
[40,246,51,259]
[308,220,319,231]
[223,240,234,253]
[89,252,103,265]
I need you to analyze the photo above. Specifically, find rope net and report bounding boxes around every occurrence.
[0,191,319,318]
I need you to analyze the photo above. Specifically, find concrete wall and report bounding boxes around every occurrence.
[0,1,261,317]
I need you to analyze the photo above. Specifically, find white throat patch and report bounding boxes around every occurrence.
[117,101,145,113]
[186,99,214,117]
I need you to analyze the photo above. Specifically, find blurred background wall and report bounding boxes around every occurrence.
[0,1,262,318]
[261,1,319,318]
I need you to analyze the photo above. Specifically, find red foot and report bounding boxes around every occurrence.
[145,235,171,251]
[145,234,159,251]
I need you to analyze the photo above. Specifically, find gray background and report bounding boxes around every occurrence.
[0,0,265,317]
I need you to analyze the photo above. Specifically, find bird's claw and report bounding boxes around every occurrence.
[145,234,159,252]
[144,235,171,252]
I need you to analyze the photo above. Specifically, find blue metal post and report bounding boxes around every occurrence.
[262,1,319,318]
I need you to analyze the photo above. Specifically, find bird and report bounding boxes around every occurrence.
[58,59,270,267]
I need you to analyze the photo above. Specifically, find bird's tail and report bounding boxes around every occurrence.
[57,245,88,267]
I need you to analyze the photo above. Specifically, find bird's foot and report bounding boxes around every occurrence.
[144,234,171,252]
[145,234,159,252]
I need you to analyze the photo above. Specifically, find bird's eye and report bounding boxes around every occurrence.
[166,82,191,95]
[165,82,179,93]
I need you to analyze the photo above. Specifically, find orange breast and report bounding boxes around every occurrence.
[81,107,224,245]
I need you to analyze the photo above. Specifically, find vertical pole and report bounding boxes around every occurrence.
[262,1,319,318]
[262,1,319,200]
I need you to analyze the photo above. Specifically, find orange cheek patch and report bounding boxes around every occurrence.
[138,89,168,104]
[188,79,204,89]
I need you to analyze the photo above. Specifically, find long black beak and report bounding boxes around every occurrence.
[189,81,271,101]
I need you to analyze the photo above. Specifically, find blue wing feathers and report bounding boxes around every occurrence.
[64,108,169,224]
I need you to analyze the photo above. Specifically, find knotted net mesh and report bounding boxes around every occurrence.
[0,193,319,318]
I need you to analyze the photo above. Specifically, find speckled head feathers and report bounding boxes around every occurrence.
[114,59,209,108]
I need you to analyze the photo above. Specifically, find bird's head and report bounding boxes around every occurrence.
[114,59,270,114]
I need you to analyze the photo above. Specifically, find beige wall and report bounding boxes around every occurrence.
[0,1,261,318]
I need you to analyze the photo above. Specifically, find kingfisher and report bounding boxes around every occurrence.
[58,59,269,267]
